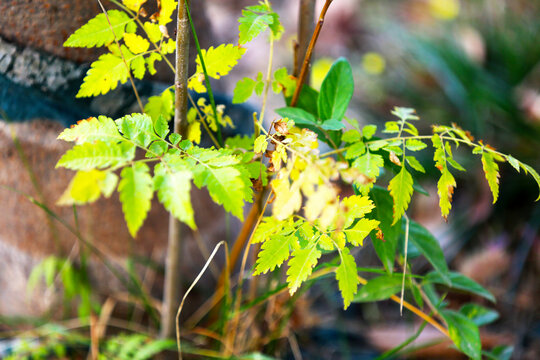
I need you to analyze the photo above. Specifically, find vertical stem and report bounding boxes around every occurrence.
[161,0,190,340]
[294,0,316,79]
[291,0,333,107]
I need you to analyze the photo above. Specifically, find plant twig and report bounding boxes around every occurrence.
[161,0,191,340]
[291,0,333,107]
[294,0,316,79]
[96,0,144,112]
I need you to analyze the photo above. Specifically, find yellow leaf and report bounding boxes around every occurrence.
[187,122,202,144]
[124,33,150,54]
[122,0,147,12]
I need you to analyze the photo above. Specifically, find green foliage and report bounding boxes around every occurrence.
[318,58,354,121]
[442,309,482,360]
[118,163,154,237]
[238,2,283,44]
[100,333,176,359]
[388,166,413,225]
[64,10,132,48]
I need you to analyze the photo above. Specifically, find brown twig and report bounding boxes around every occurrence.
[294,0,316,79]
[291,0,333,107]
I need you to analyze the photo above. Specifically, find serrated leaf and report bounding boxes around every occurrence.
[58,116,120,144]
[352,152,384,180]
[143,21,162,43]
[156,0,177,25]
[506,155,520,172]
[481,152,500,204]
[187,122,201,144]
[407,220,450,285]
[64,10,132,48]
[58,170,108,205]
[362,125,377,139]
[238,5,275,44]
[196,44,246,79]
[147,140,168,157]
[353,275,402,302]
[367,186,401,274]
[252,217,284,244]
[383,121,399,133]
[388,167,413,225]
[56,141,135,170]
[345,142,366,160]
[124,33,150,54]
[233,77,256,104]
[342,195,375,228]
[116,113,158,147]
[336,248,359,309]
[406,156,425,173]
[77,53,130,97]
[447,157,466,171]
[425,271,495,302]
[130,55,146,79]
[342,129,361,143]
[286,247,321,295]
[254,135,268,154]
[254,234,295,275]
[318,58,354,121]
[343,218,380,246]
[437,168,456,220]
[118,163,153,237]
[154,163,195,229]
[123,0,147,12]
[441,309,481,360]
[146,53,162,75]
[145,88,174,125]
[192,165,252,220]
[405,139,427,151]
[520,162,540,201]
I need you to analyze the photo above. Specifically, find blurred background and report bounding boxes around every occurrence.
[0,0,539,358]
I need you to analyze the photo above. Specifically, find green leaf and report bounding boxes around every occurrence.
[362,125,377,139]
[318,58,354,121]
[254,135,268,154]
[130,55,146,79]
[460,304,499,326]
[274,67,296,97]
[144,88,174,125]
[368,186,401,274]
[388,166,414,225]
[116,113,158,147]
[275,107,318,126]
[57,170,117,205]
[405,139,427,151]
[133,339,176,360]
[481,152,500,204]
[56,141,135,171]
[345,141,366,159]
[352,152,384,180]
[342,129,361,143]
[506,155,520,172]
[406,156,425,173]
[196,44,245,79]
[321,119,345,131]
[286,247,321,295]
[233,77,256,104]
[425,271,495,302]
[447,157,466,172]
[336,248,359,309]
[118,163,153,237]
[343,218,380,246]
[520,162,540,201]
[252,217,284,244]
[254,234,295,275]
[483,345,514,360]
[77,53,130,97]
[64,10,132,48]
[154,163,195,229]
[353,275,402,302]
[238,6,274,45]
[407,220,450,285]
[437,167,456,220]
[57,116,120,144]
[441,309,481,360]
[192,165,252,220]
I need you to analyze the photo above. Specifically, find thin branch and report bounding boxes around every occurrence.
[294,0,316,79]
[96,0,144,112]
[291,0,333,107]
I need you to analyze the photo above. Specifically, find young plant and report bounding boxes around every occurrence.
[50,0,540,358]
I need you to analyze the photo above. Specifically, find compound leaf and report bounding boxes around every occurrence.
[56,141,135,171]
[343,218,380,246]
[57,116,120,144]
[77,53,130,97]
[254,234,295,275]
[196,44,246,80]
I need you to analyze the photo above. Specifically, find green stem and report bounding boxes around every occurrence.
[183,0,223,147]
